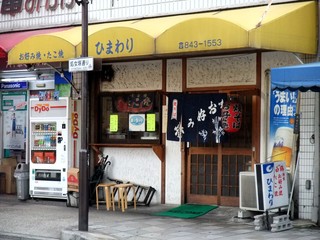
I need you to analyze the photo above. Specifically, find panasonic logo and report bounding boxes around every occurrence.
[1,83,22,89]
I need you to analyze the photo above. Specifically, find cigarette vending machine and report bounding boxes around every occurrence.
[29,97,80,199]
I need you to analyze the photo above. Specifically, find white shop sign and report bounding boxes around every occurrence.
[254,161,289,211]
[68,57,94,72]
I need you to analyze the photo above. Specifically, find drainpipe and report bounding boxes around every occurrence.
[311,93,320,225]
[315,0,320,226]
[314,93,320,224]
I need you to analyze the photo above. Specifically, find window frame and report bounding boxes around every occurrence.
[98,91,162,145]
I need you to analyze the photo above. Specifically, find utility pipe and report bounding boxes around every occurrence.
[78,0,89,232]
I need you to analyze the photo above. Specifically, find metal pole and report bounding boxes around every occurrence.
[79,0,89,231]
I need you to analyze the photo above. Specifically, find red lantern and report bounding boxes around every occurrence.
[221,99,242,133]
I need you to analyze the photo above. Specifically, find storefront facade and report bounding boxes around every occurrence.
[0,0,319,222]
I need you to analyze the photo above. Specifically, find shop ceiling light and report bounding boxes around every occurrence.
[1,77,38,82]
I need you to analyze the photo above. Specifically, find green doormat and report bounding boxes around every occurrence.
[153,204,218,219]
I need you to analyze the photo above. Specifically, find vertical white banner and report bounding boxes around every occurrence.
[255,161,289,211]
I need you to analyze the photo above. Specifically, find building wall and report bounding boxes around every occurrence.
[99,59,185,204]
[166,59,183,204]
[165,141,182,204]
[187,54,256,88]
[261,52,318,220]
[100,61,162,92]
[299,91,317,219]
[1,0,315,219]
[167,59,182,93]
[101,147,162,204]
[261,52,301,161]
[99,52,319,217]
[99,55,260,204]
[0,0,299,32]
[99,60,162,203]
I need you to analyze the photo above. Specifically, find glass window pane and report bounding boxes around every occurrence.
[99,92,161,144]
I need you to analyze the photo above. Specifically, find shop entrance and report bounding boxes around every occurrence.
[186,94,258,206]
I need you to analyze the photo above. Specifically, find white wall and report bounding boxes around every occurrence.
[0,0,299,33]
[101,147,161,204]
[165,140,182,204]
[165,59,183,204]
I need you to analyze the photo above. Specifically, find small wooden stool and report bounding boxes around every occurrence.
[111,183,136,212]
[95,183,116,210]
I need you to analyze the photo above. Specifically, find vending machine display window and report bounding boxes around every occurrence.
[31,151,56,164]
[31,122,57,164]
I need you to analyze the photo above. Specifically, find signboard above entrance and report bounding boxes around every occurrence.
[0,0,76,16]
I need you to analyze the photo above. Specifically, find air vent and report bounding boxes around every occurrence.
[101,65,115,82]
[239,171,258,211]
[34,191,62,196]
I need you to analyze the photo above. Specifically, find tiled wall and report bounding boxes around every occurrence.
[298,91,316,219]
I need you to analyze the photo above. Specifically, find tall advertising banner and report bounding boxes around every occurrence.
[1,91,27,150]
[269,89,298,168]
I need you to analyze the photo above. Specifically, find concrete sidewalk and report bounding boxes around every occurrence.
[0,194,320,240]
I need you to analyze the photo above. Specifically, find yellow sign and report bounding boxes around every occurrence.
[147,113,156,131]
[110,114,118,132]
[8,27,81,64]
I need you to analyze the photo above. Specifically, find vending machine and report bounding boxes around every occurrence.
[29,97,80,199]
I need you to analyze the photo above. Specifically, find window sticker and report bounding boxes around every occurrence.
[109,114,118,132]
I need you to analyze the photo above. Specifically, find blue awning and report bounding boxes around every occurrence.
[271,62,320,92]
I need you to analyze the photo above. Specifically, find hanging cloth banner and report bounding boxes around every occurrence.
[167,93,227,143]
[268,89,298,168]
[167,93,184,141]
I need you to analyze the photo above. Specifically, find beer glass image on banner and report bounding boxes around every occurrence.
[271,127,293,168]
